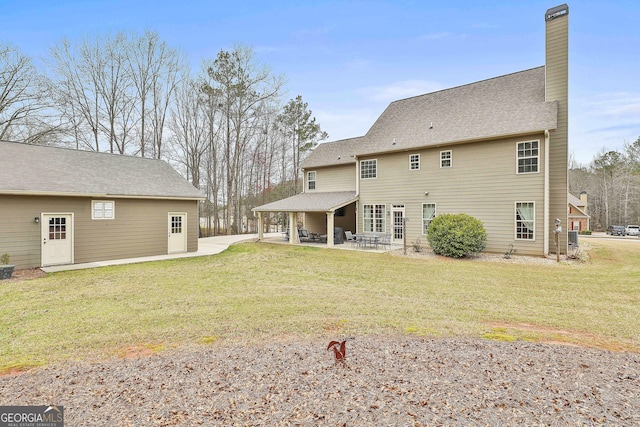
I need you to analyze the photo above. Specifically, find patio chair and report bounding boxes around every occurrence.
[298,229,311,242]
[345,230,357,246]
[379,233,391,250]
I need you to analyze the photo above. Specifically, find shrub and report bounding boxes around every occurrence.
[426,213,487,258]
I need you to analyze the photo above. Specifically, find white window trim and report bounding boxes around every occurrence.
[440,150,452,168]
[307,170,316,190]
[92,200,115,220]
[360,159,378,179]
[515,201,536,241]
[409,154,420,171]
[422,203,436,235]
[516,140,540,174]
[363,203,386,233]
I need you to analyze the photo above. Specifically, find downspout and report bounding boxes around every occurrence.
[355,155,359,233]
[544,130,550,255]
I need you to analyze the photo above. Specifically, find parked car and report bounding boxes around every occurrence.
[607,225,626,236]
[626,225,640,236]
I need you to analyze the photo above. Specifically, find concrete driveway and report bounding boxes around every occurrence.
[42,233,281,273]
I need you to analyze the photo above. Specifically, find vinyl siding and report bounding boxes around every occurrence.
[358,134,547,255]
[304,164,356,192]
[546,12,569,253]
[0,195,198,269]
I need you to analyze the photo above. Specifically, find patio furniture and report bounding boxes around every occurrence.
[345,230,357,246]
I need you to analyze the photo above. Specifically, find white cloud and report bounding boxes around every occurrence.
[419,32,454,41]
[361,80,445,103]
[314,107,382,141]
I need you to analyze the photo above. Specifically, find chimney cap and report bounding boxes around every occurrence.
[545,4,569,21]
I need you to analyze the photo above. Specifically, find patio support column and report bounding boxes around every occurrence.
[257,212,263,240]
[326,211,335,247]
[289,211,298,244]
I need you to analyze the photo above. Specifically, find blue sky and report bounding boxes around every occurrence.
[1,0,639,164]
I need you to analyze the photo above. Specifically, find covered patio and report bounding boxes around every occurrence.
[252,191,357,247]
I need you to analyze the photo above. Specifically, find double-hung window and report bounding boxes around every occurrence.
[360,159,377,179]
[440,150,452,168]
[517,141,539,173]
[410,154,420,170]
[307,171,316,190]
[92,200,115,220]
[422,203,436,234]
[515,202,535,240]
[363,204,385,232]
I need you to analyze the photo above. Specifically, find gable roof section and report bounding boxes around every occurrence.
[302,67,557,168]
[302,136,363,169]
[568,193,585,208]
[568,193,589,218]
[0,141,204,200]
[253,191,357,213]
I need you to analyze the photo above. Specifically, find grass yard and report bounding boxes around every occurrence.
[1,237,639,373]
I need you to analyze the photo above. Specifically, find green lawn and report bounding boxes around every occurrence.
[1,238,639,373]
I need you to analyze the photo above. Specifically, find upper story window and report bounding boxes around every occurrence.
[92,200,115,220]
[517,141,539,173]
[360,159,377,179]
[307,171,316,190]
[410,154,420,170]
[440,150,452,168]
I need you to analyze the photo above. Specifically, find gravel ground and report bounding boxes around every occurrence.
[1,336,638,426]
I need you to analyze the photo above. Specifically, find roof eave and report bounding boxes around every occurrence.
[0,190,204,200]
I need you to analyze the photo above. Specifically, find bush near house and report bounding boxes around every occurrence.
[427,213,487,258]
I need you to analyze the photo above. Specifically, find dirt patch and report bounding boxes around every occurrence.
[2,268,46,282]
[484,321,634,352]
[119,345,157,359]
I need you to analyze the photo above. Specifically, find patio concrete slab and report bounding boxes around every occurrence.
[41,233,280,273]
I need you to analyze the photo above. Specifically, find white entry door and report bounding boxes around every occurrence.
[391,205,405,243]
[42,214,74,266]
[168,213,187,253]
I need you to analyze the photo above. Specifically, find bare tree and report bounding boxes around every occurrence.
[129,30,184,158]
[0,44,56,142]
[204,45,284,233]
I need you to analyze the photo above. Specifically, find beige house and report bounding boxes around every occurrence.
[254,4,569,256]
[0,141,204,269]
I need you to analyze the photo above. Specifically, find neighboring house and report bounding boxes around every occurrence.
[254,4,569,256]
[0,141,204,269]
[568,192,590,232]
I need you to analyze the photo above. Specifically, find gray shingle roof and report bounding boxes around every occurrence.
[568,193,585,208]
[301,137,363,169]
[302,67,557,167]
[0,141,204,199]
[253,191,357,213]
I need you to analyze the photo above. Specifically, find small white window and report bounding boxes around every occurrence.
[307,171,316,190]
[422,203,436,234]
[515,202,535,240]
[517,141,539,173]
[360,159,377,179]
[440,150,452,168]
[410,154,420,170]
[92,200,115,220]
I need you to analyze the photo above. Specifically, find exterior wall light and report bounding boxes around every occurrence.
[34,217,40,223]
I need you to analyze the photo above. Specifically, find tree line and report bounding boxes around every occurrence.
[1,32,327,234]
[570,137,640,230]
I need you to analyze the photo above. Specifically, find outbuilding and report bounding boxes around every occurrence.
[0,141,204,269]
